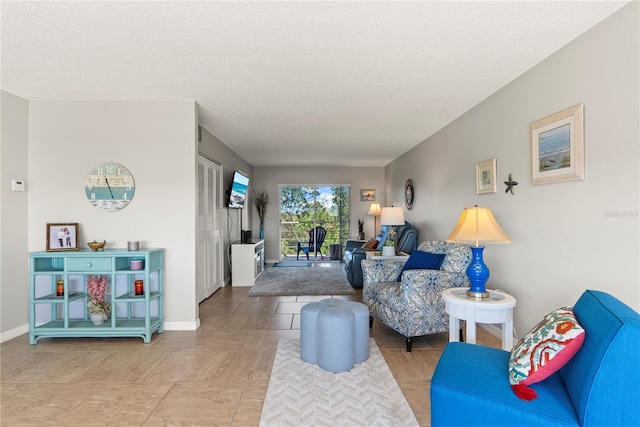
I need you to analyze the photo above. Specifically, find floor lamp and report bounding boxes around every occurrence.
[368,203,381,235]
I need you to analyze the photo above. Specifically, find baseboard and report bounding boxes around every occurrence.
[163,320,200,331]
[1,321,200,342]
[1,324,29,343]
[479,323,517,342]
[479,323,500,338]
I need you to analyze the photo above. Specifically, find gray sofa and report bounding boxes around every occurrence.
[343,222,418,288]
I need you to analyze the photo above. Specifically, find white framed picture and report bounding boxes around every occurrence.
[530,104,584,185]
[476,158,497,194]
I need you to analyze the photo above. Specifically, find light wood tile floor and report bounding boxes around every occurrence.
[1,283,500,426]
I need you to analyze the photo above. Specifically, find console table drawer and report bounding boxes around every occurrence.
[67,258,112,272]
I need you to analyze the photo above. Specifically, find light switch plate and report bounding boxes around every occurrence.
[11,179,25,192]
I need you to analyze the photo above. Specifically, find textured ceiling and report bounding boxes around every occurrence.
[1,1,628,166]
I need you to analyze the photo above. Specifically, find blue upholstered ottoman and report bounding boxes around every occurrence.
[300,298,369,372]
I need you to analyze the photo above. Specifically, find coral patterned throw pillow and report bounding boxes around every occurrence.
[508,307,585,401]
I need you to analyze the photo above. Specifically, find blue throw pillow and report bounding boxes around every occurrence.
[397,250,446,281]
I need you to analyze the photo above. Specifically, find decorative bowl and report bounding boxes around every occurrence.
[87,240,107,251]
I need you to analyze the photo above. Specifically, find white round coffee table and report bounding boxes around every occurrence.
[443,287,517,351]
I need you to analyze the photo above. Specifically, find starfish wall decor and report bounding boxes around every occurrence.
[504,173,518,195]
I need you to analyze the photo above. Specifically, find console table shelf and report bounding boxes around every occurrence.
[29,248,164,344]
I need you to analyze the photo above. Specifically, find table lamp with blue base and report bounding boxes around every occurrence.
[445,206,510,299]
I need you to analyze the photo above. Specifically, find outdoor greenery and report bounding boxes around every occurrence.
[280,186,350,257]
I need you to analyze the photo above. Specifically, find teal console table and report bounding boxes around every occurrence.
[29,248,164,344]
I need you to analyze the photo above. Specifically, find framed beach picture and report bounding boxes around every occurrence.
[46,223,79,252]
[530,104,584,185]
[476,158,497,194]
[360,189,375,201]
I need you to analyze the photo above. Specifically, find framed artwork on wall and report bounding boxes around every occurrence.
[46,223,79,252]
[360,189,375,201]
[530,104,584,185]
[476,158,497,194]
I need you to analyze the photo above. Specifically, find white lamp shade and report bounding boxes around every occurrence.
[445,206,510,246]
[368,203,382,216]
[380,207,405,226]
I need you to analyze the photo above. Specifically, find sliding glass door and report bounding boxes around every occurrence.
[280,185,350,260]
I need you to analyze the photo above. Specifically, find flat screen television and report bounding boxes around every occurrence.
[227,170,249,209]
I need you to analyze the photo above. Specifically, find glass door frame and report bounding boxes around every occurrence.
[278,184,350,261]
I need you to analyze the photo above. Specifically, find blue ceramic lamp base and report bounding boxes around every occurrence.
[466,246,490,298]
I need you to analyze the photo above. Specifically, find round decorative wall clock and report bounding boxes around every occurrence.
[404,179,415,210]
[85,162,135,212]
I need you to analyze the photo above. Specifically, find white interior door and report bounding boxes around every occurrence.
[197,155,223,302]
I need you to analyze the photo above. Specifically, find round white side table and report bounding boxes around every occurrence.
[442,287,517,351]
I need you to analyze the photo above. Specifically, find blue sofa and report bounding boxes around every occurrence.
[342,222,418,288]
[430,290,640,427]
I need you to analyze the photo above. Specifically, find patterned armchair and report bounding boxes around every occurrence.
[362,241,472,352]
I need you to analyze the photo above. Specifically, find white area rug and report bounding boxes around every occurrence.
[260,339,419,427]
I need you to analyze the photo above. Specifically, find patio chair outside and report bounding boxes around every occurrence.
[297,226,327,260]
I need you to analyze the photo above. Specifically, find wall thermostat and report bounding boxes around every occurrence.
[11,179,26,192]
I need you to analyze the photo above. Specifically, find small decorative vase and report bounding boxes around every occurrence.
[90,313,105,325]
[259,226,264,239]
[382,246,396,256]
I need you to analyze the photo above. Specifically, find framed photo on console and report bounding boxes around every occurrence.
[46,223,79,252]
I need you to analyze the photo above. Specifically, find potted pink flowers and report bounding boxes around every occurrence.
[87,275,110,325]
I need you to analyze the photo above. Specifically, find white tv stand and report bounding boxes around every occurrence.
[231,239,265,286]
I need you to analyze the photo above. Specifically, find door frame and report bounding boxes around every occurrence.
[278,184,351,261]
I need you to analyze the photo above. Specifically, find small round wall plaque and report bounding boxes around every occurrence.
[404,179,415,210]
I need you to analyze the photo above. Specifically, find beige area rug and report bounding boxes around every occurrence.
[260,339,419,427]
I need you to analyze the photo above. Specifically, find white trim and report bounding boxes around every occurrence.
[163,320,200,331]
[479,323,517,343]
[0,324,29,343]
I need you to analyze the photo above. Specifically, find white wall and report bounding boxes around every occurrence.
[252,166,385,263]
[0,91,30,340]
[27,101,199,330]
[386,2,639,335]
[197,127,253,284]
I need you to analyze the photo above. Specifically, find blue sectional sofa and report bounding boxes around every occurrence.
[342,222,418,288]
[430,290,640,427]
